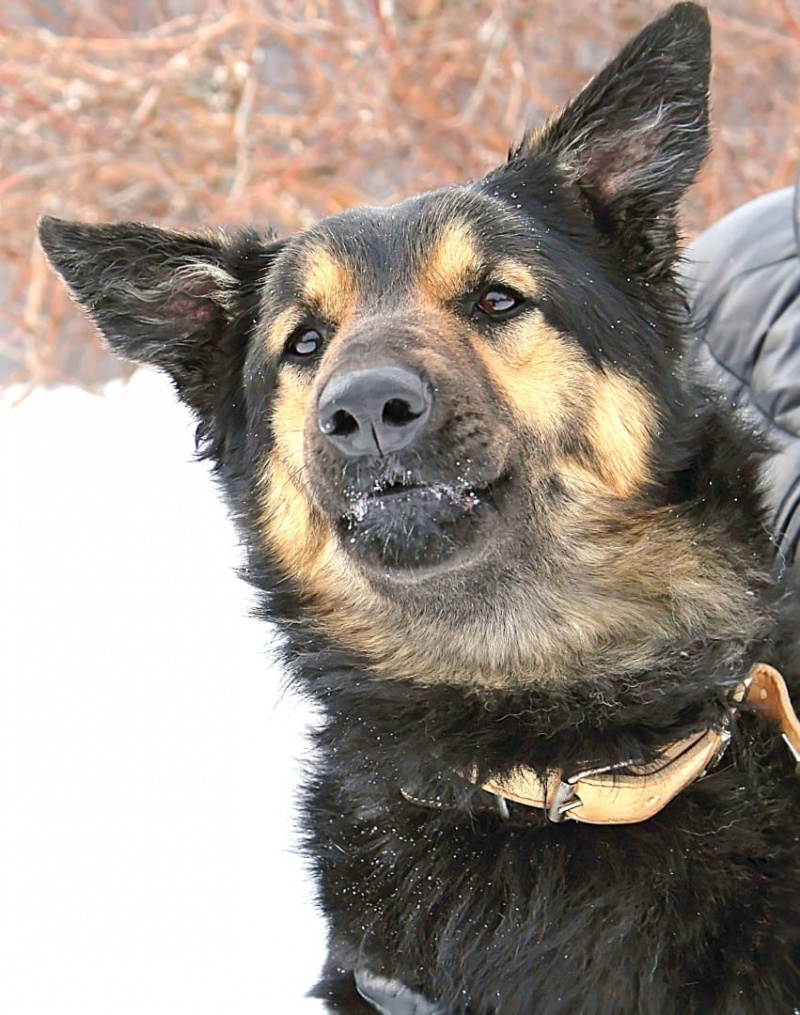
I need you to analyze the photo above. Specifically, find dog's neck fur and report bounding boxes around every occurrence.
[256,376,776,698]
[282,500,773,694]
[259,413,778,786]
[264,544,775,792]
[292,636,769,818]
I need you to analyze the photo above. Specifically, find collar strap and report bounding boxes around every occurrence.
[466,663,800,825]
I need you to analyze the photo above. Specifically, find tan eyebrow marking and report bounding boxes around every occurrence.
[264,245,357,359]
[488,258,541,298]
[420,223,541,304]
[301,245,357,323]
[264,305,304,359]
[418,221,482,302]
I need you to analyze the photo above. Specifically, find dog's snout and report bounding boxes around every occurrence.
[317,365,433,457]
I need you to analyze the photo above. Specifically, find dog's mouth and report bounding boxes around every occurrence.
[347,479,485,517]
[337,472,511,570]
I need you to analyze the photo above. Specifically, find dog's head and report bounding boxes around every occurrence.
[43,5,759,685]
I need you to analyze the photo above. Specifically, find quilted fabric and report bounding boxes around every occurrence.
[683,185,800,574]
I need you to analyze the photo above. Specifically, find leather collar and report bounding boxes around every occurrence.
[402,664,800,826]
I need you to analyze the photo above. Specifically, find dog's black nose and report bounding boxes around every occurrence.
[317,365,433,457]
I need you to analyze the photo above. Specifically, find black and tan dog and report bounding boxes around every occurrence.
[39,4,800,1011]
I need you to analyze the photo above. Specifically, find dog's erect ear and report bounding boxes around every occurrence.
[502,2,711,274]
[38,217,282,417]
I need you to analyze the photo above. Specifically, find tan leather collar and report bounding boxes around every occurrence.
[468,663,800,825]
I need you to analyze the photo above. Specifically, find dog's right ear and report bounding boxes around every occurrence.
[38,217,283,419]
[492,2,711,279]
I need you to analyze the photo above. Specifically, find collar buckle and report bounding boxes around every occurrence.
[547,757,640,823]
[547,780,582,822]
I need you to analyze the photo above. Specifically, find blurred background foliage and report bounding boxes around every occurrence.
[2,0,799,388]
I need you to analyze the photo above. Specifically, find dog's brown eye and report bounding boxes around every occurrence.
[475,287,523,318]
[288,328,323,358]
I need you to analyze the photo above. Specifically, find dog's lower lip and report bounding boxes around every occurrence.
[365,482,427,499]
[344,476,504,519]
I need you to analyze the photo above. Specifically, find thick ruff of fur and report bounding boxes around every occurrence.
[39,5,800,1012]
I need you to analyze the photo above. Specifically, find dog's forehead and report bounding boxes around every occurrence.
[273,186,529,299]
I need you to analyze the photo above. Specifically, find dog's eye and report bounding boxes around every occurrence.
[286,328,324,359]
[474,287,524,319]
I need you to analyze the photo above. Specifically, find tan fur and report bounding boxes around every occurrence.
[487,259,541,298]
[585,371,656,496]
[471,316,587,437]
[263,306,305,360]
[419,225,541,308]
[473,314,655,497]
[302,245,357,323]
[323,509,765,690]
[268,364,312,470]
[419,222,482,302]
[261,457,327,581]
[260,459,387,637]
[261,245,358,360]
[260,375,377,618]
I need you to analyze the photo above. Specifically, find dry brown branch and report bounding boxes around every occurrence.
[2,0,798,387]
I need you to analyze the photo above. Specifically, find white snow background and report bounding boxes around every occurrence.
[1,369,329,1013]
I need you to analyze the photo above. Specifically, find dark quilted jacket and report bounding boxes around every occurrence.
[683,186,800,581]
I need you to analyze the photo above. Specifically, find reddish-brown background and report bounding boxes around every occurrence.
[3,0,799,388]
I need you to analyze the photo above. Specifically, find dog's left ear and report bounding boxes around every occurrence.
[38,217,283,421]
[499,2,711,276]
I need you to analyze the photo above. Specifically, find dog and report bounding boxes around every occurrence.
[38,3,800,1011]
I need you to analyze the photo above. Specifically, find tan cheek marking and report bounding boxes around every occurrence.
[260,379,433,670]
[258,371,321,584]
[260,456,329,581]
[259,457,380,628]
[269,367,312,476]
[419,222,481,302]
[259,371,375,613]
[586,371,656,497]
[474,315,655,497]
[259,378,349,607]
[302,246,357,323]
[471,316,589,436]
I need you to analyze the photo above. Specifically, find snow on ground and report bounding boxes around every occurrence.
[0,369,328,1013]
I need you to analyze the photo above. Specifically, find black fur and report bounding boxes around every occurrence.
[39,5,800,1012]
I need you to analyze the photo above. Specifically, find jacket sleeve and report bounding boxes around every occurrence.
[681,185,800,573]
